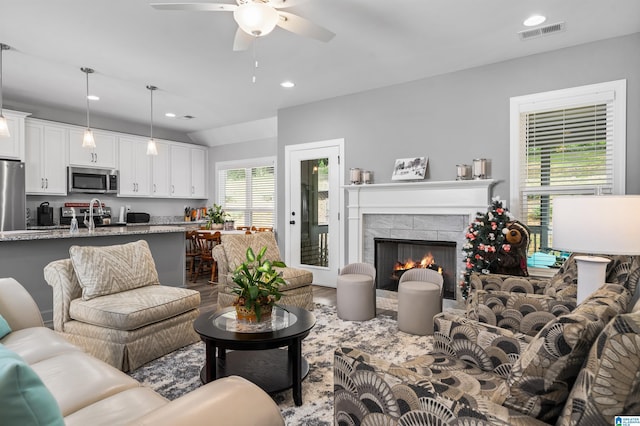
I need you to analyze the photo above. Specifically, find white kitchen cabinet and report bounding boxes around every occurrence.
[151,140,170,197]
[0,110,30,160]
[25,120,68,195]
[190,146,207,198]
[68,128,117,168]
[118,135,151,197]
[169,144,191,198]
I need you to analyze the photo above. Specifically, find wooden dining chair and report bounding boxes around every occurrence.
[193,231,221,283]
[185,230,200,281]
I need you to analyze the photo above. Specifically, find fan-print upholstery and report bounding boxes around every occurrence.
[334,283,633,425]
[44,240,201,372]
[467,254,640,337]
[212,232,314,310]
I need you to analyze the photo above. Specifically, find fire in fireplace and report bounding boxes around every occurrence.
[375,238,456,299]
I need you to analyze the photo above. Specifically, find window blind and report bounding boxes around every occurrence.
[218,165,274,228]
[519,102,614,252]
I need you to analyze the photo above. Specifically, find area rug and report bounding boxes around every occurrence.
[129,301,433,425]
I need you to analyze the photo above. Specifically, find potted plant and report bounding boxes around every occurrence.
[231,246,286,322]
[206,203,227,230]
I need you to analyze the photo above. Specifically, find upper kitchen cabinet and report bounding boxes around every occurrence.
[0,110,30,160]
[190,145,207,198]
[25,120,68,195]
[151,140,170,197]
[68,128,117,168]
[118,135,151,197]
[169,143,208,199]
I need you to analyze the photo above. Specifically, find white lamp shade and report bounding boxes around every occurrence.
[146,138,158,156]
[552,195,640,255]
[82,128,96,148]
[234,2,279,37]
[0,115,9,138]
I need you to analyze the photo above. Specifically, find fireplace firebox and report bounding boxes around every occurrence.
[374,237,457,299]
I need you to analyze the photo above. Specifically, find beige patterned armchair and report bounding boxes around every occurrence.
[44,240,201,371]
[212,232,314,310]
[466,254,640,336]
[335,283,638,425]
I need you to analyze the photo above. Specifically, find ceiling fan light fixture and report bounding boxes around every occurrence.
[234,2,279,37]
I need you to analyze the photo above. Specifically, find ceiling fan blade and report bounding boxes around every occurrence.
[276,11,335,42]
[233,27,255,51]
[150,2,237,12]
[267,0,310,9]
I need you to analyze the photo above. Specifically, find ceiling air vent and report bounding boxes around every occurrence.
[518,21,566,41]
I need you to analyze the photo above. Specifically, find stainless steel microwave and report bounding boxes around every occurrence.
[67,167,118,194]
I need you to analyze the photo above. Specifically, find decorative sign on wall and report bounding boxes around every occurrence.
[391,157,427,181]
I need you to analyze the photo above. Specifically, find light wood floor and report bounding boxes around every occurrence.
[185,271,337,312]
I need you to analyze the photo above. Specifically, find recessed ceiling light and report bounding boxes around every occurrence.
[165,112,176,118]
[280,81,295,88]
[87,95,100,101]
[523,15,546,27]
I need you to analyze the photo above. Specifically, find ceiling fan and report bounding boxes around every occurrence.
[150,0,335,51]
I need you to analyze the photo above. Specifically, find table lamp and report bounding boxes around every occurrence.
[552,195,640,304]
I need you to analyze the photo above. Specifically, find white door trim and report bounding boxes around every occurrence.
[284,139,345,286]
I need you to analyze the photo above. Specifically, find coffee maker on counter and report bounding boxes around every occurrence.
[37,202,55,226]
[60,204,113,228]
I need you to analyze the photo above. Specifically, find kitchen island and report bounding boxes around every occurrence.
[0,225,186,326]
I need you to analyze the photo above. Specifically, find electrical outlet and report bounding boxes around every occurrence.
[126,205,132,213]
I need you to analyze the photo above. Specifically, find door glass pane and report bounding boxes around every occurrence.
[300,158,329,267]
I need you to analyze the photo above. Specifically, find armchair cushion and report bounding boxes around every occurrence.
[69,286,201,331]
[69,240,159,300]
[222,232,282,270]
[494,284,631,423]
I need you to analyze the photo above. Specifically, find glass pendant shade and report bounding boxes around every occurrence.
[146,85,158,156]
[234,2,279,36]
[0,115,9,138]
[82,128,96,148]
[147,138,158,156]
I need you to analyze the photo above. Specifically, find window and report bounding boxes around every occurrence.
[216,158,276,228]
[510,80,626,257]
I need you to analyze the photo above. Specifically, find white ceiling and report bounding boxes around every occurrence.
[1,0,639,146]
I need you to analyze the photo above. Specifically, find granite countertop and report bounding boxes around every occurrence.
[0,225,185,242]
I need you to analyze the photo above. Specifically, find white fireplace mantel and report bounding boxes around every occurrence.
[345,179,497,262]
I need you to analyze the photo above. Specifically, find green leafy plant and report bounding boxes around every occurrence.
[231,246,286,321]
[206,203,228,227]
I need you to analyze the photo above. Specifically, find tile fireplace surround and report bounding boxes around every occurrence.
[345,180,497,302]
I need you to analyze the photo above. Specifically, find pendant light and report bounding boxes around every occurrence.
[146,85,158,156]
[81,67,96,148]
[0,43,10,138]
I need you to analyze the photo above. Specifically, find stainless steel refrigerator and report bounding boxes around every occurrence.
[0,160,26,232]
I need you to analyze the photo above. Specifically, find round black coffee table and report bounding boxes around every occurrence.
[194,305,316,406]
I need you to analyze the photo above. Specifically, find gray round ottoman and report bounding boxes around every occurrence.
[397,269,443,335]
[336,263,376,321]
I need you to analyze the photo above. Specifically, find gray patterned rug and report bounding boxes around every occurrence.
[129,301,433,425]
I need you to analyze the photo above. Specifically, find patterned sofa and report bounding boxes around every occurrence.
[334,283,639,425]
[466,254,640,336]
[43,240,201,372]
[212,232,314,310]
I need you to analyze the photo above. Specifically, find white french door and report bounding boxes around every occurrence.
[285,140,344,286]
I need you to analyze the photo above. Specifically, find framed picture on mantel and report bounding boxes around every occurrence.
[391,157,428,181]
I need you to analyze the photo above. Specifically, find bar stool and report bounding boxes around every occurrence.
[397,268,443,335]
[336,263,376,321]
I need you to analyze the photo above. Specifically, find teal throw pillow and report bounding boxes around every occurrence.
[0,314,11,339]
[0,344,64,426]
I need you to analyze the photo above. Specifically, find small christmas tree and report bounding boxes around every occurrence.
[460,196,514,299]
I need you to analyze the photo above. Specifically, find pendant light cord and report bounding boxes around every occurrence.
[0,44,5,111]
[83,68,92,129]
[150,87,153,140]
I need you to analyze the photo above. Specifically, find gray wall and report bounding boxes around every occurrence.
[276,33,640,245]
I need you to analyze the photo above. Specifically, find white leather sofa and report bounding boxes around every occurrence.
[0,277,285,426]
